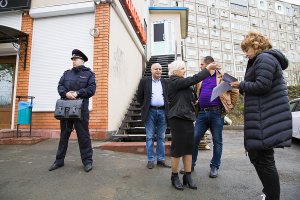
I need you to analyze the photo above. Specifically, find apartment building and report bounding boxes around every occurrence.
[151,0,300,85]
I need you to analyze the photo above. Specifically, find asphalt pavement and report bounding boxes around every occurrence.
[0,130,299,200]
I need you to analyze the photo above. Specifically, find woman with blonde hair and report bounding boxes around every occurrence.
[231,31,292,200]
[167,60,216,190]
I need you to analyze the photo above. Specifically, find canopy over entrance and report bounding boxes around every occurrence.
[0,25,28,69]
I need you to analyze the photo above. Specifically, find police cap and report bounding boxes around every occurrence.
[70,49,88,62]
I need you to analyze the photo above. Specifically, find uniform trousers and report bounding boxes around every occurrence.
[55,117,93,166]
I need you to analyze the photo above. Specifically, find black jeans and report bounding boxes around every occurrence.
[248,149,280,200]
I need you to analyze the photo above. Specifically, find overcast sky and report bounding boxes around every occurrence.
[280,0,300,5]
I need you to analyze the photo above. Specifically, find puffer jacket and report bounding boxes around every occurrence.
[240,49,292,151]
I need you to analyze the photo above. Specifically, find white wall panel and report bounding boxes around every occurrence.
[108,8,143,131]
[29,13,94,112]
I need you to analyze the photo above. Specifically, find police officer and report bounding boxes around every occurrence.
[49,49,96,172]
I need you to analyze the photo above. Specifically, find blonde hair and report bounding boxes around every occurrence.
[240,31,272,54]
[168,60,185,76]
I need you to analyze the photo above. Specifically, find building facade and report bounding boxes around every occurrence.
[0,0,149,138]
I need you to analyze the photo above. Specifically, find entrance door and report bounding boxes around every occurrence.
[0,56,16,129]
[152,20,175,56]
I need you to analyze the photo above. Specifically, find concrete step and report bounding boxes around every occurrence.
[96,141,172,156]
[0,137,48,145]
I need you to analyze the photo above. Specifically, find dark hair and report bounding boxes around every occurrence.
[204,56,214,65]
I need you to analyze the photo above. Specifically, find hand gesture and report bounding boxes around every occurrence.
[230,81,240,89]
[66,91,77,99]
[206,62,218,75]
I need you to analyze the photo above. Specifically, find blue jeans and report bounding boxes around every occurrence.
[192,109,224,169]
[144,108,167,162]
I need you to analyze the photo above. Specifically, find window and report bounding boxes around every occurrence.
[220,10,229,18]
[154,23,164,42]
[186,48,198,57]
[278,5,282,11]
[210,29,220,37]
[199,49,210,57]
[198,26,209,36]
[186,36,197,44]
[211,40,220,49]
[295,101,300,111]
[223,52,233,61]
[188,25,196,34]
[237,76,244,82]
[258,0,267,10]
[236,65,245,72]
[290,101,298,112]
[275,3,284,14]
[221,31,231,40]
[198,16,208,26]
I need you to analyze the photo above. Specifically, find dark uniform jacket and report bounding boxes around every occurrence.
[240,49,292,151]
[136,76,168,122]
[58,65,96,116]
[168,69,211,121]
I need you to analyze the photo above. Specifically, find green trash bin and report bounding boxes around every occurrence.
[17,101,32,125]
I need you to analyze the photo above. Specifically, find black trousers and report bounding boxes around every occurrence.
[248,149,280,200]
[55,117,93,166]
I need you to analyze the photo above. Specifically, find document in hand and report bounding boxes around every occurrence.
[210,73,238,102]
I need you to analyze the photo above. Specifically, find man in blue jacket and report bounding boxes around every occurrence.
[49,49,96,172]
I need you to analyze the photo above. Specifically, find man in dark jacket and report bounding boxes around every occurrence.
[231,31,292,200]
[49,49,96,173]
[137,63,170,169]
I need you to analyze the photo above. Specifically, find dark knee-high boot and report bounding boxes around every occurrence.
[171,173,184,190]
[183,172,197,190]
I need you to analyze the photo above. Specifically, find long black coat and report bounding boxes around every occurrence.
[168,69,210,121]
[136,77,169,122]
[240,49,292,151]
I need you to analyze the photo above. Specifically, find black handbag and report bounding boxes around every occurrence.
[54,99,83,120]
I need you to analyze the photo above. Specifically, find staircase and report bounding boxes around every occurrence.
[113,54,175,141]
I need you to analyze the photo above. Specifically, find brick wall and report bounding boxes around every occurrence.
[14,12,34,131]
[90,4,110,139]
[14,5,111,140]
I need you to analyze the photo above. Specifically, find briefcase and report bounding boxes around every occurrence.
[54,99,83,120]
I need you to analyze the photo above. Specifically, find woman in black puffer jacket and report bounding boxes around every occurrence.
[231,31,292,200]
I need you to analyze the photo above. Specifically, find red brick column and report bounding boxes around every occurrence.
[14,12,34,130]
[90,4,110,139]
